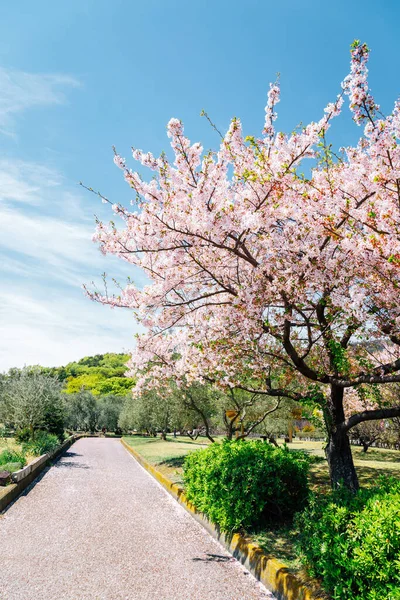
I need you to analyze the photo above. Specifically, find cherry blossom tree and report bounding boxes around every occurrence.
[87,41,400,492]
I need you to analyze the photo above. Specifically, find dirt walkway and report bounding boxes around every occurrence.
[0,438,274,600]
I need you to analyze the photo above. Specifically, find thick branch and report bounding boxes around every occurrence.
[236,398,282,440]
[336,372,400,387]
[340,322,360,348]
[343,406,400,432]
[282,318,328,382]
[234,383,306,403]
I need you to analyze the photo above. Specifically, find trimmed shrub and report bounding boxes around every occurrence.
[22,431,59,456]
[295,477,400,600]
[183,439,310,532]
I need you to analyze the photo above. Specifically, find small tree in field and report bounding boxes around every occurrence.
[65,389,100,433]
[88,41,400,492]
[118,387,181,438]
[1,368,64,437]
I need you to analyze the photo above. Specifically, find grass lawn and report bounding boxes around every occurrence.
[123,435,400,489]
[123,434,400,572]
[281,440,400,489]
[123,435,210,483]
[0,437,23,455]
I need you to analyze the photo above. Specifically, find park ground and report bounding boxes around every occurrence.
[0,438,272,600]
[123,435,400,570]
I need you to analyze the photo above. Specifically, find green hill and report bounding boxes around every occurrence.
[47,353,135,396]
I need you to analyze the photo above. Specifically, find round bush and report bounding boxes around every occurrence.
[183,439,310,532]
[295,477,400,600]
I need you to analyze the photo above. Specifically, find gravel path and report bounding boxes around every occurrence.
[0,438,275,600]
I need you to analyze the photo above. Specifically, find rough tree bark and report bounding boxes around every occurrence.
[325,385,359,492]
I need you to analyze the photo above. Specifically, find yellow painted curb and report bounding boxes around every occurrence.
[121,438,328,600]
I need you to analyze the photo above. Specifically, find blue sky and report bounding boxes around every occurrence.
[1,0,399,370]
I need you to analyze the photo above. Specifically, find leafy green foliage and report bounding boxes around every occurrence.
[328,339,350,375]
[119,388,180,435]
[22,431,60,456]
[296,477,400,600]
[0,461,24,473]
[98,394,125,431]
[47,353,135,396]
[183,440,310,532]
[43,394,65,440]
[95,376,135,396]
[14,427,33,443]
[64,390,100,432]
[1,354,134,437]
[64,373,107,395]
[0,448,26,467]
[0,367,65,435]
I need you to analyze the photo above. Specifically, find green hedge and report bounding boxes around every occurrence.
[183,439,310,532]
[296,477,400,600]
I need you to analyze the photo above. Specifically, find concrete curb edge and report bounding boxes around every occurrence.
[121,438,327,600]
[0,434,87,513]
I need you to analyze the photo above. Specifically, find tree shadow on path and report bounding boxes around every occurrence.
[192,553,234,563]
[53,451,90,470]
[54,461,90,470]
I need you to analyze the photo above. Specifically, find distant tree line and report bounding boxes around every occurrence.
[6,352,399,450]
[0,353,324,443]
[0,354,134,440]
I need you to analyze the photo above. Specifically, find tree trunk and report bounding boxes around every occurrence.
[360,436,379,453]
[325,428,359,492]
[287,421,293,443]
[184,393,215,443]
[224,419,234,440]
[325,385,359,493]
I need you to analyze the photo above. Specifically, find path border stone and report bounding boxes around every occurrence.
[121,438,328,600]
[0,434,86,513]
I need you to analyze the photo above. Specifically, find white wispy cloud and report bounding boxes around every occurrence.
[0,186,142,370]
[0,67,143,371]
[0,159,62,205]
[0,286,139,371]
[0,67,80,135]
[0,159,142,371]
[1,204,96,273]
[0,158,139,286]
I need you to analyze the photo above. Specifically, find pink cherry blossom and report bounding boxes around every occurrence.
[87,42,400,492]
